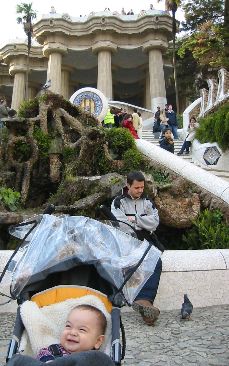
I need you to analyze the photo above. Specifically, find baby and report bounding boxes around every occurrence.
[37,304,107,363]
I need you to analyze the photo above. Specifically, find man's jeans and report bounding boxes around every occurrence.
[135,258,162,302]
[170,125,178,139]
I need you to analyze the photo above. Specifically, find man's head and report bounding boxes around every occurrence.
[60,305,107,353]
[168,104,173,111]
[127,171,145,199]
[133,108,138,113]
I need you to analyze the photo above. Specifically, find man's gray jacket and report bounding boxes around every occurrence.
[111,189,159,235]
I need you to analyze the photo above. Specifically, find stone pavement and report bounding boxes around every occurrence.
[0,305,229,366]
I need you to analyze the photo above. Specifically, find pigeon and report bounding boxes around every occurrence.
[42,79,51,90]
[181,294,193,320]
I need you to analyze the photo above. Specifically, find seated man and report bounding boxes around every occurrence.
[111,171,163,326]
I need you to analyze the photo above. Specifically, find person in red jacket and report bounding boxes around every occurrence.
[122,114,139,139]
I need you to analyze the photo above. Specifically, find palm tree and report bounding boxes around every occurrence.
[158,0,181,113]
[16,2,37,101]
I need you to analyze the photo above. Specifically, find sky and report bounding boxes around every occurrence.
[0,0,184,47]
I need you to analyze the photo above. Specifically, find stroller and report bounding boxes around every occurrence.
[0,207,161,366]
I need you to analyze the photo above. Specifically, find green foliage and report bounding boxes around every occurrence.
[122,148,146,173]
[181,0,224,32]
[106,128,136,159]
[0,187,21,211]
[14,140,31,161]
[18,98,39,118]
[33,126,52,157]
[183,209,229,249]
[176,114,183,129]
[178,21,225,68]
[16,3,37,23]
[62,147,76,163]
[195,103,229,151]
[149,169,171,185]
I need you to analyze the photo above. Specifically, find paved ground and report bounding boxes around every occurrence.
[1,305,229,366]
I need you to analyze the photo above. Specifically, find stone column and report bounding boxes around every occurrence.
[61,68,70,99]
[9,65,26,110]
[43,43,67,94]
[145,71,151,110]
[28,86,37,99]
[92,41,117,99]
[143,40,168,112]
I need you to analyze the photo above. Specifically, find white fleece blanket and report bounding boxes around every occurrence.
[19,295,111,357]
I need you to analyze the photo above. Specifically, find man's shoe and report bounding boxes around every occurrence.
[132,300,160,326]
[177,152,183,156]
[184,151,190,155]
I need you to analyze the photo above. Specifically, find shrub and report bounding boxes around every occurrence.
[14,141,32,162]
[149,169,171,185]
[105,128,136,158]
[0,187,21,211]
[62,146,76,163]
[195,103,229,151]
[33,127,52,157]
[176,114,183,129]
[182,209,229,249]
[18,98,39,118]
[122,148,146,173]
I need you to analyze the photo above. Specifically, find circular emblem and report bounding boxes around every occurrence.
[69,87,109,122]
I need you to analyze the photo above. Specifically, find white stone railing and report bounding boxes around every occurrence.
[1,249,229,312]
[108,100,154,121]
[136,139,229,203]
[183,67,229,125]
[182,68,229,172]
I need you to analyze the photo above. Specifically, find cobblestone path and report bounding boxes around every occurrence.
[1,305,229,366]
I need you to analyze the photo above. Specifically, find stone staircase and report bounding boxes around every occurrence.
[142,130,229,182]
[142,130,192,160]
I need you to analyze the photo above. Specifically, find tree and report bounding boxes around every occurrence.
[16,2,37,101]
[178,0,228,71]
[158,1,181,113]
[181,0,224,32]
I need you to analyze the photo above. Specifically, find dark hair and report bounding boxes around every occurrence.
[162,127,172,135]
[133,108,137,113]
[124,114,132,120]
[190,116,196,122]
[71,305,107,334]
[127,171,145,185]
[137,112,141,117]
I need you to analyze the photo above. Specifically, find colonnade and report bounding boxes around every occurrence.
[10,40,167,112]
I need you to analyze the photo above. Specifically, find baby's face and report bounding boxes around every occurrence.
[60,309,104,353]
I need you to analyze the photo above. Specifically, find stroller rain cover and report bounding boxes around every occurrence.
[8,215,161,304]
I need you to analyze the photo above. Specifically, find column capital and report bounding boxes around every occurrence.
[43,43,68,57]
[92,41,117,54]
[142,40,168,53]
[9,65,27,76]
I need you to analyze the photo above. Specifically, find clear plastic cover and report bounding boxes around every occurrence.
[8,215,161,304]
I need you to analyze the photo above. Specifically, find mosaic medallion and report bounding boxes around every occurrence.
[203,146,221,165]
[69,87,108,122]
